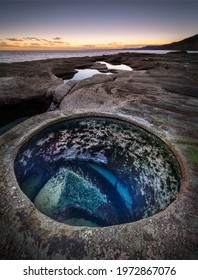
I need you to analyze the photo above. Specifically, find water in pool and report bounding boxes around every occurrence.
[64,69,105,83]
[14,117,180,227]
[99,61,132,71]
[64,62,132,83]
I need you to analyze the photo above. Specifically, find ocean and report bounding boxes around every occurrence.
[0,49,178,64]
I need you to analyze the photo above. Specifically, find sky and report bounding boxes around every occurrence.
[0,0,197,50]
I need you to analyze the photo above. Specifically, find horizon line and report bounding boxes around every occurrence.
[0,34,196,51]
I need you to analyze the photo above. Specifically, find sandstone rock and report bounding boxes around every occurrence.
[0,76,48,106]
[51,80,78,102]
[59,84,117,111]
[0,52,198,259]
[89,62,108,72]
[0,76,53,128]
[68,73,114,94]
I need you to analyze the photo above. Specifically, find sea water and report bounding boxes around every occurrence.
[0,49,176,64]
[14,117,180,227]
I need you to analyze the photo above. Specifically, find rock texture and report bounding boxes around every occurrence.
[0,52,198,259]
[14,117,180,227]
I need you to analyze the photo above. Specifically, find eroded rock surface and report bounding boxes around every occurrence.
[14,117,180,227]
[0,52,198,259]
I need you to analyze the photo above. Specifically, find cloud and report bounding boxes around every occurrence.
[0,42,9,47]
[30,43,42,47]
[7,38,23,42]
[53,40,65,44]
[108,42,122,46]
[0,36,71,49]
[0,41,20,48]
[23,37,41,41]
[108,42,117,45]
[83,44,96,48]
[52,37,62,40]
[123,44,144,48]
[52,40,70,45]
[41,39,50,42]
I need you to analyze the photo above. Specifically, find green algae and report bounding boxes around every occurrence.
[15,116,181,226]
[176,136,198,145]
[153,114,198,130]
[34,167,107,221]
[187,146,198,164]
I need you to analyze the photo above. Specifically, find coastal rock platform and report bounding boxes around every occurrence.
[0,52,198,259]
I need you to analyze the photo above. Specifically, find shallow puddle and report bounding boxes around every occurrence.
[64,62,132,83]
[99,61,132,71]
[64,68,106,83]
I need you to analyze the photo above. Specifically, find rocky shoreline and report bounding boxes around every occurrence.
[0,52,198,259]
[0,52,198,127]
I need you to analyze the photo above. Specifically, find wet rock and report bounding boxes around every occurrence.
[14,116,180,226]
[89,62,108,72]
[167,50,188,55]
[34,167,108,226]
[51,64,76,79]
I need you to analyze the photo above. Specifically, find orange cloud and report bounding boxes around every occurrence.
[7,38,23,42]
[0,42,9,47]
[53,41,64,44]
[83,44,96,48]
[52,41,70,45]
[108,42,120,45]
[41,39,50,42]
[52,37,62,40]
[0,36,144,50]
[30,43,42,46]
[23,37,41,41]
[0,41,22,48]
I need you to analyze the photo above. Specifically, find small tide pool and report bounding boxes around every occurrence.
[14,117,180,227]
[64,61,132,83]
[64,68,109,83]
[99,61,132,71]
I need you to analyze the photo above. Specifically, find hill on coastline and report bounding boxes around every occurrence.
[123,34,198,51]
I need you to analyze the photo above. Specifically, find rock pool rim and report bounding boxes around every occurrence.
[14,114,181,227]
[10,111,186,229]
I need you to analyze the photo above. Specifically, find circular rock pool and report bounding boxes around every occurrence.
[14,117,180,227]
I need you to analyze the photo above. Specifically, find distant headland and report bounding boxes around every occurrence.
[122,34,198,51]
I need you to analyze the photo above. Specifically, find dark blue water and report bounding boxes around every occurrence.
[14,117,180,227]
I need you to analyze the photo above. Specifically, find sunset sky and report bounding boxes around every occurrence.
[0,0,197,50]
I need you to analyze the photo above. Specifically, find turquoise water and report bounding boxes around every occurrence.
[14,117,180,227]
[88,162,133,214]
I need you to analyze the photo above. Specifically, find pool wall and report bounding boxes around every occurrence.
[0,110,194,260]
[14,115,180,227]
